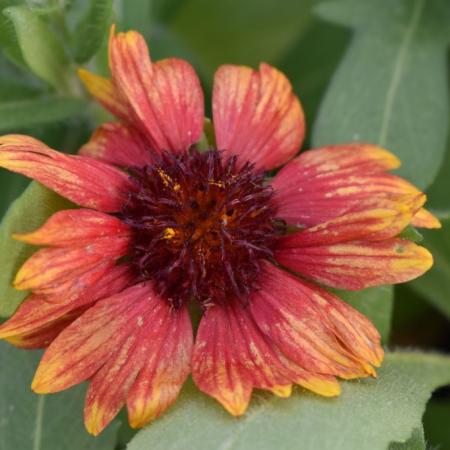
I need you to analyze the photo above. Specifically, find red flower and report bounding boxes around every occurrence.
[0,27,438,435]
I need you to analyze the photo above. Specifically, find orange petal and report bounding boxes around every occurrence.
[192,304,252,416]
[250,262,382,376]
[14,209,130,247]
[193,302,290,416]
[284,198,422,246]
[411,208,442,229]
[5,305,89,349]
[213,63,304,171]
[77,68,130,122]
[32,283,153,394]
[0,264,135,340]
[14,236,130,291]
[0,135,136,212]
[109,27,204,153]
[79,122,153,167]
[126,305,192,428]
[276,238,433,290]
[272,144,418,227]
[192,298,343,416]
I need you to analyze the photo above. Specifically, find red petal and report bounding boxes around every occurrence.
[193,302,288,415]
[275,237,433,290]
[192,297,343,415]
[0,264,135,340]
[213,63,304,171]
[0,135,135,212]
[14,209,130,247]
[109,28,204,153]
[271,144,422,227]
[14,236,130,292]
[31,283,154,394]
[5,305,90,349]
[79,122,153,167]
[250,263,383,376]
[279,200,421,247]
[126,305,192,429]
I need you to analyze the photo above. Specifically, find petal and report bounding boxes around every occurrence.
[77,68,130,122]
[5,305,89,349]
[192,298,342,416]
[109,28,204,153]
[213,63,304,171]
[279,199,421,247]
[14,209,130,247]
[250,263,383,375]
[84,292,191,435]
[192,302,290,415]
[411,208,442,229]
[14,236,130,291]
[32,283,154,393]
[126,305,192,428]
[79,122,153,168]
[275,237,433,290]
[0,264,135,340]
[0,135,136,212]
[271,144,420,227]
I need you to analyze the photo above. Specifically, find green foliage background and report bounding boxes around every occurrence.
[0,0,449,449]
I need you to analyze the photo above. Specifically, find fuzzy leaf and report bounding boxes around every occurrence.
[128,352,450,450]
[3,5,70,91]
[0,341,118,449]
[313,0,450,190]
[0,182,73,318]
[72,0,113,64]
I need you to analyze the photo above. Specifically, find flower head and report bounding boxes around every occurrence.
[0,26,438,435]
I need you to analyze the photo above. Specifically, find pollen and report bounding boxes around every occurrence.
[122,149,280,308]
[162,227,176,240]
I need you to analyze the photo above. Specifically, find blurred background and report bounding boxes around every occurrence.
[0,0,449,449]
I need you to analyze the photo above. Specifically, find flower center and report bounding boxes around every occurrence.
[122,149,281,308]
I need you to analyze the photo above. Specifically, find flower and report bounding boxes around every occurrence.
[0,26,438,436]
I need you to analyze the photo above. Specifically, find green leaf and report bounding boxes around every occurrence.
[0,96,86,132]
[128,352,450,450]
[335,286,393,344]
[398,225,423,243]
[425,118,450,219]
[409,219,450,319]
[389,428,426,450]
[3,5,71,91]
[313,0,450,190]
[278,18,350,139]
[423,399,450,449]
[0,78,40,101]
[72,0,113,64]
[0,173,28,219]
[0,341,118,449]
[0,0,24,66]
[0,182,73,318]
[169,0,315,77]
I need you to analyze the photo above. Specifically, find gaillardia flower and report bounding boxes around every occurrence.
[0,27,439,435]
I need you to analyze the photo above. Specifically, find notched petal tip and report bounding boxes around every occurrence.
[213,62,305,171]
[270,384,292,398]
[218,392,250,416]
[412,208,442,229]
